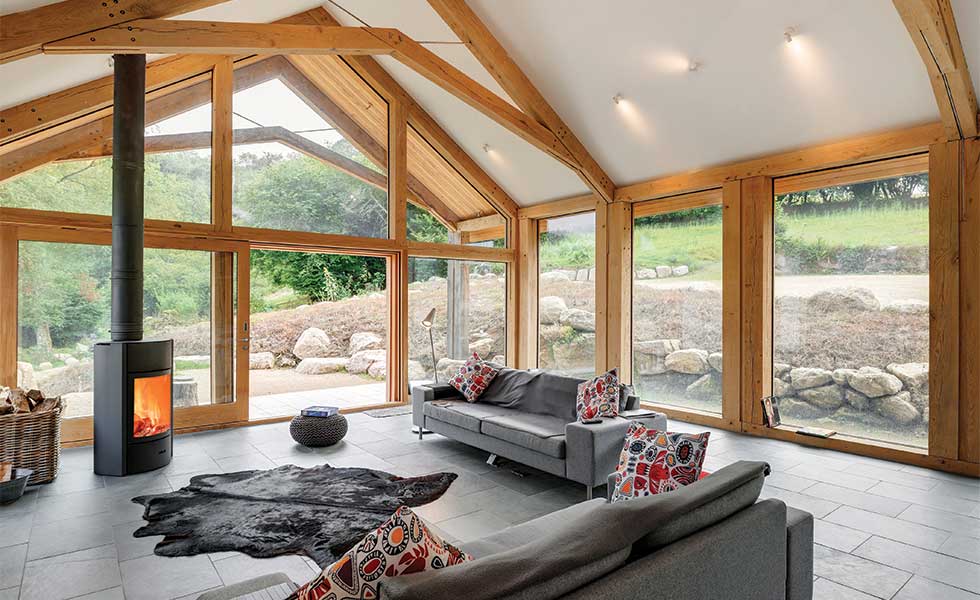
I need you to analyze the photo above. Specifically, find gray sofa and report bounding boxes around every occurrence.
[201,461,813,600]
[412,368,668,498]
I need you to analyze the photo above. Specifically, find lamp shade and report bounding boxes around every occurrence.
[421,308,436,329]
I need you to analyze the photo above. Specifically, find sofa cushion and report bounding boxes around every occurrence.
[610,424,710,502]
[576,368,621,422]
[447,353,500,402]
[481,413,568,458]
[479,369,583,421]
[423,401,513,433]
[462,498,606,558]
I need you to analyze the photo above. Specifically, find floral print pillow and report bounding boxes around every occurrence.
[611,422,710,503]
[448,352,500,402]
[576,368,621,422]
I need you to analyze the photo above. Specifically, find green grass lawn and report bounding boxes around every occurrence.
[538,206,928,275]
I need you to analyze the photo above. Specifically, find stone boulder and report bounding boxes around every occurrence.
[540,270,572,282]
[790,367,832,390]
[664,349,709,375]
[296,357,349,375]
[686,373,721,401]
[64,357,79,366]
[249,352,275,370]
[847,367,903,398]
[468,337,494,357]
[16,362,35,389]
[574,269,590,282]
[538,296,568,325]
[807,287,880,312]
[559,308,596,333]
[671,265,689,276]
[655,266,672,278]
[437,358,467,379]
[777,397,827,420]
[348,332,383,355]
[35,360,93,397]
[635,268,658,280]
[773,363,792,379]
[883,299,929,314]
[773,378,793,398]
[407,360,427,381]
[635,339,681,357]
[798,384,844,411]
[844,389,870,411]
[348,349,387,374]
[276,353,299,368]
[38,362,53,371]
[491,354,506,365]
[554,334,596,371]
[368,360,387,379]
[885,363,928,392]
[832,368,857,386]
[292,327,332,359]
[707,352,723,373]
[874,391,920,425]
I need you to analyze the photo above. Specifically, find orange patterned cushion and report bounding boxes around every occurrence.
[292,506,471,600]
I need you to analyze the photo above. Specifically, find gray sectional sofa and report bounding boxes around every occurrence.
[411,368,668,498]
[202,461,814,600]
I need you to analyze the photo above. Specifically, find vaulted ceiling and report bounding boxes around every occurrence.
[2,0,978,206]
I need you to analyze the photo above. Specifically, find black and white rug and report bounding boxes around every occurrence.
[132,464,456,567]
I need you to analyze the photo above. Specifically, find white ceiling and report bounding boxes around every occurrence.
[2,0,978,206]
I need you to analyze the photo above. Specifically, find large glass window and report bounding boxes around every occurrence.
[0,80,212,223]
[632,200,723,413]
[17,241,237,419]
[772,171,929,448]
[537,212,595,377]
[247,249,389,419]
[408,257,507,383]
[231,58,389,237]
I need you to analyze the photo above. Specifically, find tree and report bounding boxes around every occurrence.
[251,250,386,302]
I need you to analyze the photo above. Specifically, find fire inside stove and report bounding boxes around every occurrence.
[133,373,172,438]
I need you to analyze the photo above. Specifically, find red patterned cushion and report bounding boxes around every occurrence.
[576,368,621,421]
[448,352,499,402]
[610,422,710,503]
[292,506,471,600]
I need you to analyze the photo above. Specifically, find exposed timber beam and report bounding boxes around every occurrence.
[0,10,335,147]
[893,0,978,139]
[43,19,579,172]
[0,0,232,64]
[305,7,520,220]
[614,122,946,202]
[427,0,614,202]
[456,213,506,232]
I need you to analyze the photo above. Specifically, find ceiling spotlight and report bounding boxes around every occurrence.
[688,60,702,72]
[482,144,490,153]
[612,93,624,105]
[784,26,798,43]
[106,56,114,68]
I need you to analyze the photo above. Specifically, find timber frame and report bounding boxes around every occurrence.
[1,2,978,477]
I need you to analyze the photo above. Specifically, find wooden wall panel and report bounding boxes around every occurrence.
[928,140,961,459]
[959,138,980,463]
[0,225,17,387]
[739,177,774,426]
[721,182,743,428]
[516,218,538,369]
[604,202,632,380]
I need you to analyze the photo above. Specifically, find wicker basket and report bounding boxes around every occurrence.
[0,407,61,485]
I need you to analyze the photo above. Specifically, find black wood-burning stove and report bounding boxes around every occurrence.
[94,54,174,476]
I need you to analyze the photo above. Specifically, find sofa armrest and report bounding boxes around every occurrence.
[786,506,814,600]
[624,394,640,411]
[565,412,667,488]
[411,382,463,429]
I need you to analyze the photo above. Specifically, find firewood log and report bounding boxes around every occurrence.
[9,389,31,413]
[0,402,12,416]
[0,462,12,483]
[26,389,44,405]
[35,396,62,413]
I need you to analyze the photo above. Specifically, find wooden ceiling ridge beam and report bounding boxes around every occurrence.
[893,0,978,139]
[42,18,580,177]
[427,0,615,202]
[305,7,520,220]
[0,0,232,64]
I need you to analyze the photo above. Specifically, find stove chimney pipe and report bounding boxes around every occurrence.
[110,54,146,342]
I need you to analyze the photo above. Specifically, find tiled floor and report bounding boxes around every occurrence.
[1,413,977,600]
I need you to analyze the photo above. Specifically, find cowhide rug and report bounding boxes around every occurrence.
[132,464,456,567]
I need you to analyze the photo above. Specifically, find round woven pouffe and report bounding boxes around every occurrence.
[289,414,348,447]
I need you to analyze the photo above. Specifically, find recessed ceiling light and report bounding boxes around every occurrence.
[482,144,490,153]
[784,26,799,43]
[688,60,702,72]
[612,93,624,105]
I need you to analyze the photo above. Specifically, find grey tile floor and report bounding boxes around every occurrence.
[1,412,977,600]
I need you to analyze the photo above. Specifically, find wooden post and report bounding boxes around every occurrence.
[594,200,609,373]
[388,99,408,243]
[516,217,538,369]
[603,201,632,380]
[387,250,409,403]
[210,58,235,405]
[960,137,980,464]
[739,176,774,427]
[722,181,743,428]
[929,140,962,459]
[0,225,17,387]
[211,57,233,232]
[446,232,469,359]
[211,251,235,405]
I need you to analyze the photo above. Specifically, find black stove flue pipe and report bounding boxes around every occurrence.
[110,54,146,342]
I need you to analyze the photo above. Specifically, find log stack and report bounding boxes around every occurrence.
[0,387,63,416]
